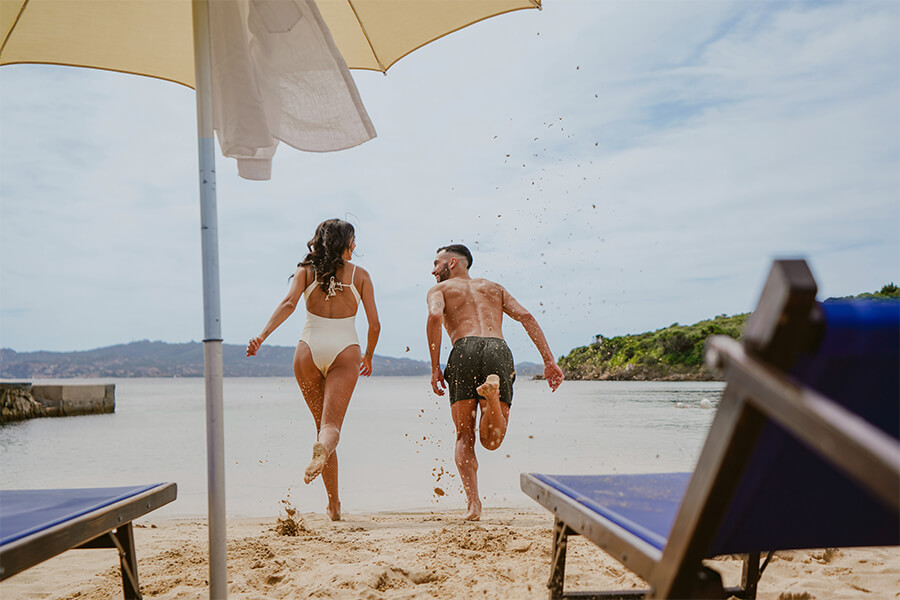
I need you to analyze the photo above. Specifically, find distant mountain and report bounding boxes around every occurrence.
[0,341,544,379]
[0,341,430,378]
[513,362,544,377]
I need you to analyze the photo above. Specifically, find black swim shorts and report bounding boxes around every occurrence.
[444,336,516,406]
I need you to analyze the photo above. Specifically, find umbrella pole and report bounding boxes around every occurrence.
[192,1,228,598]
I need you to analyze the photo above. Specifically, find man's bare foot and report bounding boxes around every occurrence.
[327,501,341,521]
[476,374,500,399]
[304,442,328,484]
[462,500,482,521]
[477,374,507,450]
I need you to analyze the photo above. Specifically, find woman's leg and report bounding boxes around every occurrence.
[294,342,342,518]
[302,344,361,519]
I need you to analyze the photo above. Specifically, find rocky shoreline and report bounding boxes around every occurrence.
[559,363,720,381]
[0,382,47,422]
[0,382,115,423]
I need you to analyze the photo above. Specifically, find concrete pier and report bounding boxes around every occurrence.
[0,383,115,422]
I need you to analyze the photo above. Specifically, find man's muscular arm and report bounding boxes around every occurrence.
[500,287,564,391]
[426,286,447,395]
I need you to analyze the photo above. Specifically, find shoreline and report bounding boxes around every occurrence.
[1,509,896,599]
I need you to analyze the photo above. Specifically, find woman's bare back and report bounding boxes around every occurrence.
[302,263,361,319]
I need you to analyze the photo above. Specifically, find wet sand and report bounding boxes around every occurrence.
[1,508,897,599]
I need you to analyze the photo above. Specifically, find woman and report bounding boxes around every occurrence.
[247,219,380,521]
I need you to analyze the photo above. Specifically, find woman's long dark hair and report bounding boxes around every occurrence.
[299,219,355,294]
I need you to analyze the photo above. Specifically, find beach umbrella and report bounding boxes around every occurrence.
[0,0,541,597]
[0,0,541,77]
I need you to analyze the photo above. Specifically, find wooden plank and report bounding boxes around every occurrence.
[0,482,176,580]
[743,259,820,369]
[647,386,765,599]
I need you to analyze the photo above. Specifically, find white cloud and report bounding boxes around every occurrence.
[1,0,897,365]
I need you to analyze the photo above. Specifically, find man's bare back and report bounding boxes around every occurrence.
[427,246,563,392]
[431,277,507,344]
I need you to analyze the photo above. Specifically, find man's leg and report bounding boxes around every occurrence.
[476,374,510,450]
[451,398,482,521]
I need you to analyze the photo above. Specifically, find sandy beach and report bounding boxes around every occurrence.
[2,507,897,600]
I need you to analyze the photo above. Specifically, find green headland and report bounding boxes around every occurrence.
[558,284,898,381]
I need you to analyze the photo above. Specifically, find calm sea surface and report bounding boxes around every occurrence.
[0,377,723,518]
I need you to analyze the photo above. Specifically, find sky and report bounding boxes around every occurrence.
[1,0,898,365]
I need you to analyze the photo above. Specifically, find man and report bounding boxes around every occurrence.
[426,244,564,520]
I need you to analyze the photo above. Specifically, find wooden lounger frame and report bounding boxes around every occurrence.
[522,260,900,599]
[0,482,177,600]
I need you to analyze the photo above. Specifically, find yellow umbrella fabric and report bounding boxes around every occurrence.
[0,0,540,84]
[0,1,194,85]
[315,0,542,72]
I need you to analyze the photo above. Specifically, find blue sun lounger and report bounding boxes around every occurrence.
[0,482,177,599]
[522,260,900,599]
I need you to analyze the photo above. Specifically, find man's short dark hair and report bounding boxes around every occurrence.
[437,244,473,269]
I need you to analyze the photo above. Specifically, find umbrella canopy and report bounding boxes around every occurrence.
[0,0,541,82]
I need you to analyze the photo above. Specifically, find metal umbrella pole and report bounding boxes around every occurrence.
[191,1,227,597]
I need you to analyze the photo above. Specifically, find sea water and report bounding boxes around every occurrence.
[0,377,722,518]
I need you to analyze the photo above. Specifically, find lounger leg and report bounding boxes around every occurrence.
[76,525,142,599]
[548,518,570,600]
[739,552,760,600]
[113,524,141,600]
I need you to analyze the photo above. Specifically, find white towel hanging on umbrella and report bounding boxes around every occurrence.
[209,0,376,180]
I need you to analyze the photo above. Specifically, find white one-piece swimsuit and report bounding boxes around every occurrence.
[299,266,362,376]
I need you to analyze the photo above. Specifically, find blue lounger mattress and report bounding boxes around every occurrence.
[530,472,692,551]
[0,484,162,547]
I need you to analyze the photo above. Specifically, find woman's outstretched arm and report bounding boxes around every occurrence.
[247,266,307,356]
[358,267,381,376]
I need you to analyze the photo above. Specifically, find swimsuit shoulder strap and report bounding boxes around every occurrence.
[350,264,361,302]
[303,267,318,296]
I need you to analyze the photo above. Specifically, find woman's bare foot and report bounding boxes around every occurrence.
[304,442,328,484]
[327,501,341,521]
[462,499,482,521]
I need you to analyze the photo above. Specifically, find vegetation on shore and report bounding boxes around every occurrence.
[827,282,898,302]
[559,313,748,381]
[559,284,898,381]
